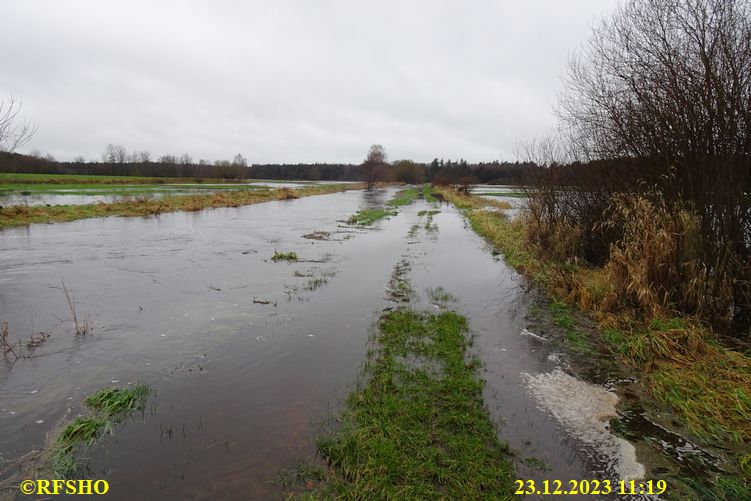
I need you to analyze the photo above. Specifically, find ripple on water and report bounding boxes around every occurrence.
[522,368,645,481]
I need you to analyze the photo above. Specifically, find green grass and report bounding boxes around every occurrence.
[417,210,440,217]
[310,309,514,499]
[347,207,396,226]
[423,184,438,203]
[386,188,420,207]
[347,188,420,226]
[52,383,151,478]
[272,251,299,262]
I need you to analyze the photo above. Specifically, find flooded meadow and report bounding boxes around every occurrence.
[0,187,692,499]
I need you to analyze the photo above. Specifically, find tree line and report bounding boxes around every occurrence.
[0,146,538,185]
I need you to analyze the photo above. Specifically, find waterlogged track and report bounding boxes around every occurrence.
[0,188,646,499]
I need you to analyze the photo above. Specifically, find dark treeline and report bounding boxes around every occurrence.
[0,150,539,185]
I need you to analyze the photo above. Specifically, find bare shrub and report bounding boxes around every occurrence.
[61,281,92,336]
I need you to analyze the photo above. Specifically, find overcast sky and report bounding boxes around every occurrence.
[1,0,618,164]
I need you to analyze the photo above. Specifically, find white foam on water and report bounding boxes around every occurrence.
[522,368,645,481]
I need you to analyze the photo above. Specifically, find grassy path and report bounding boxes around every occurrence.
[307,309,514,499]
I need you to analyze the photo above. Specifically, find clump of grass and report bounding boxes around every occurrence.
[417,209,440,217]
[52,383,152,478]
[312,310,514,498]
[347,207,396,226]
[304,277,328,291]
[272,250,298,262]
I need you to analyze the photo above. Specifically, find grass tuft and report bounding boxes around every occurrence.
[272,251,299,262]
[52,383,151,478]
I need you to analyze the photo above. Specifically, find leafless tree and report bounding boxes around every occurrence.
[550,0,751,332]
[361,144,388,190]
[103,144,127,163]
[232,153,247,167]
[0,96,37,153]
[138,150,152,163]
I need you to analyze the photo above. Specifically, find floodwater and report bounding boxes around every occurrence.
[1,188,651,499]
[0,181,355,207]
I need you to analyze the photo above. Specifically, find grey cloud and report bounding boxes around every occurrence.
[0,0,618,163]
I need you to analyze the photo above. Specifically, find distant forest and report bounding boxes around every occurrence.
[0,151,538,185]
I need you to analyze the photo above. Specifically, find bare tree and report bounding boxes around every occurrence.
[138,150,151,163]
[103,144,128,163]
[551,0,751,332]
[0,96,37,153]
[361,144,387,190]
[232,153,247,167]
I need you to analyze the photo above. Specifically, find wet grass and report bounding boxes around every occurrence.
[0,184,359,229]
[304,277,328,291]
[417,209,440,217]
[440,186,751,495]
[272,251,299,262]
[52,384,151,478]
[434,186,512,210]
[309,310,514,499]
[423,184,438,203]
[347,188,420,226]
[427,286,457,304]
[347,207,396,226]
[386,188,420,207]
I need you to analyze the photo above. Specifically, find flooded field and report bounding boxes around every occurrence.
[0,181,352,207]
[1,188,654,499]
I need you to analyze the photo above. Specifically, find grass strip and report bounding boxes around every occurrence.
[423,184,438,203]
[347,188,420,226]
[53,384,151,478]
[310,310,514,499]
[386,188,420,207]
[0,184,360,229]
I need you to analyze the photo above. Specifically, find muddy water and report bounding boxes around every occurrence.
[1,188,646,499]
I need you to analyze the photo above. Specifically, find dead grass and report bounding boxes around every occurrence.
[0,184,361,229]
[442,187,751,451]
[434,186,511,210]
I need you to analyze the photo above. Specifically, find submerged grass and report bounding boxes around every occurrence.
[347,187,420,226]
[310,309,514,499]
[437,185,751,491]
[0,184,359,229]
[52,383,151,478]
